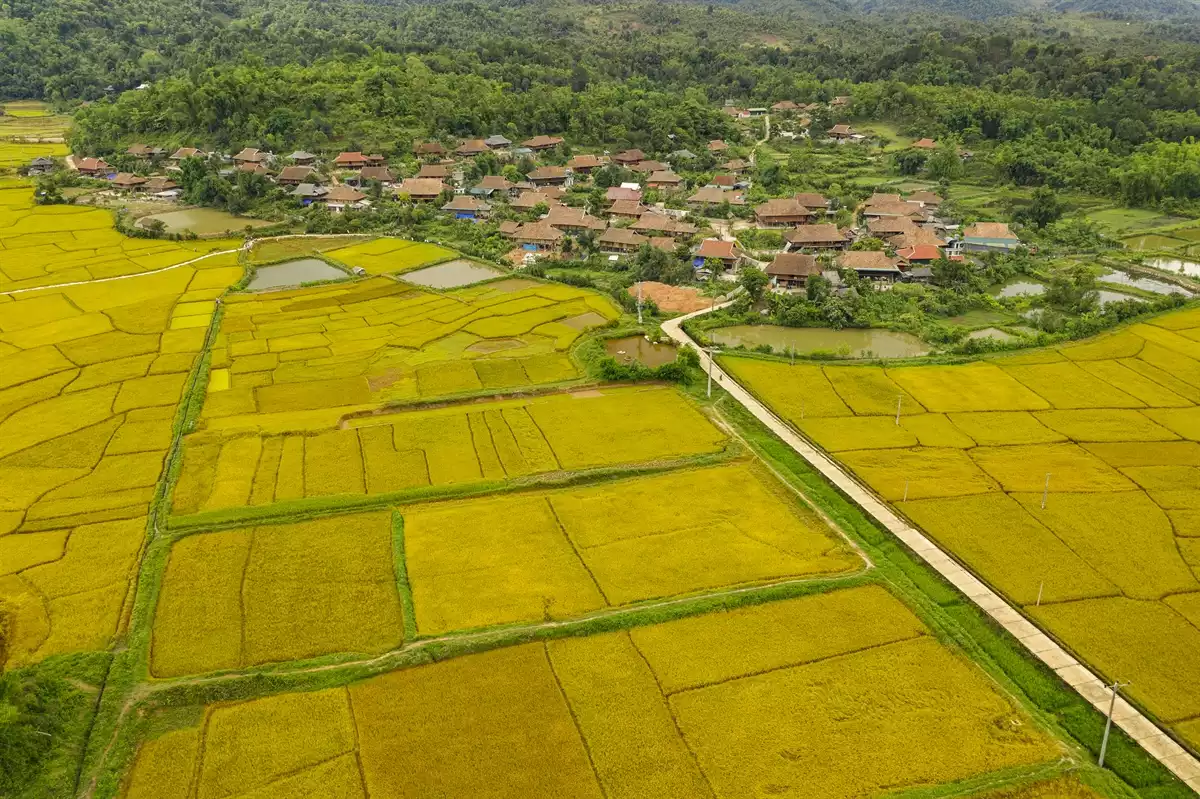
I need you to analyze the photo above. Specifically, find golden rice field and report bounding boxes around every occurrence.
[0,184,240,291]
[172,385,726,514]
[0,141,69,168]
[0,198,251,668]
[721,314,1200,750]
[123,586,1060,799]
[401,461,860,633]
[246,234,373,264]
[324,237,457,274]
[200,275,618,426]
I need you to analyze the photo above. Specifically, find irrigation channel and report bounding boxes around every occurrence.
[662,304,1200,794]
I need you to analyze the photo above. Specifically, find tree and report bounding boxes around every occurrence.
[0,671,71,795]
[1045,264,1099,314]
[925,142,964,182]
[931,256,975,291]
[805,273,831,302]
[893,149,928,176]
[1014,186,1063,229]
[739,266,769,301]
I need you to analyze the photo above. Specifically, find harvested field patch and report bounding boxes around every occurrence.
[628,281,711,313]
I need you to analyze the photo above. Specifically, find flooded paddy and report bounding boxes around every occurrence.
[402,259,504,288]
[247,258,347,290]
[710,325,928,359]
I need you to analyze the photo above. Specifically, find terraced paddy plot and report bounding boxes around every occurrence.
[199,275,618,422]
[172,387,727,514]
[721,303,1200,745]
[0,141,68,168]
[400,259,504,288]
[325,237,456,275]
[0,185,241,291]
[152,512,403,676]
[401,462,860,633]
[245,258,347,290]
[121,587,1059,799]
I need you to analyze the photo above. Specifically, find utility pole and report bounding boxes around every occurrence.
[1098,680,1131,768]
[636,280,643,325]
[895,394,903,426]
[1041,473,1051,509]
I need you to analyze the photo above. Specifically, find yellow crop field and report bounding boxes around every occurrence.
[173,386,727,515]
[200,275,618,425]
[0,206,249,668]
[719,304,1200,739]
[718,357,851,419]
[972,776,1106,798]
[401,461,858,633]
[324,237,456,274]
[122,586,1059,799]
[152,512,403,676]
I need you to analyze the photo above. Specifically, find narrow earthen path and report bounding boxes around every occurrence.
[662,307,1200,793]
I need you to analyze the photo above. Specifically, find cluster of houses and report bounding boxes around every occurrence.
[758,190,1022,289]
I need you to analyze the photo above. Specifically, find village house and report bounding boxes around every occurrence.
[785,224,851,251]
[650,236,677,253]
[76,157,113,177]
[827,124,856,141]
[831,95,852,108]
[396,178,447,202]
[233,148,270,166]
[709,174,737,188]
[111,172,147,192]
[289,151,317,166]
[527,166,570,187]
[890,228,947,250]
[631,160,669,175]
[417,163,451,180]
[693,238,745,272]
[127,143,166,159]
[511,191,554,211]
[962,222,1022,253]
[646,170,683,189]
[567,154,606,173]
[334,152,371,170]
[896,244,944,265]
[291,183,329,205]
[413,141,446,158]
[907,190,943,209]
[545,205,606,234]
[911,138,938,150]
[867,217,921,238]
[688,186,746,211]
[471,175,517,198]
[771,100,801,112]
[837,250,903,282]
[608,199,649,220]
[767,252,821,289]
[794,192,830,212]
[357,165,395,186]
[26,157,54,176]
[598,227,649,254]
[277,165,317,186]
[498,220,521,238]
[322,184,369,213]
[721,158,750,174]
[170,147,205,162]
[238,162,271,176]
[455,139,489,157]
[631,212,698,238]
[520,135,565,151]
[862,196,926,221]
[513,222,564,251]
[613,149,647,165]
[708,140,729,153]
[442,195,491,220]
[484,135,512,150]
[145,176,179,200]
[606,186,642,203]
[754,198,817,228]
[720,107,750,119]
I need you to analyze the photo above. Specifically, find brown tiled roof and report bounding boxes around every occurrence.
[278,165,316,182]
[567,154,606,170]
[907,191,943,206]
[413,141,446,155]
[77,157,111,171]
[238,162,270,174]
[722,159,749,171]
[334,151,368,166]
[897,244,943,262]
[475,175,513,191]
[398,178,447,197]
[233,147,266,162]
[772,100,800,111]
[614,149,647,163]
[711,174,736,187]
[837,251,901,272]
[754,198,815,219]
[688,186,730,205]
[793,192,829,209]
[442,195,491,212]
[108,171,141,187]
[606,187,642,202]
[631,160,668,174]
[545,205,605,230]
[417,164,450,179]
[708,140,729,151]
[527,166,568,181]
[171,147,203,160]
[455,139,489,155]
[512,191,553,209]
[891,228,947,249]
[323,185,367,203]
[598,227,649,247]
[631,212,698,235]
[608,199,648,216]
[911,138,938,149]
[514,222,564,242]
[360,166,394,183]
[868,193,903,205]
[828,124,854,136]
[649,236,677,252]
[696,239,739,259]
[647,170,682,184]
[768,252,820,278]
[498,221,521,236]
[964,222,1018,240]
[867,217,920,236]
[785,224,847,245]
[520,135,565,149]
